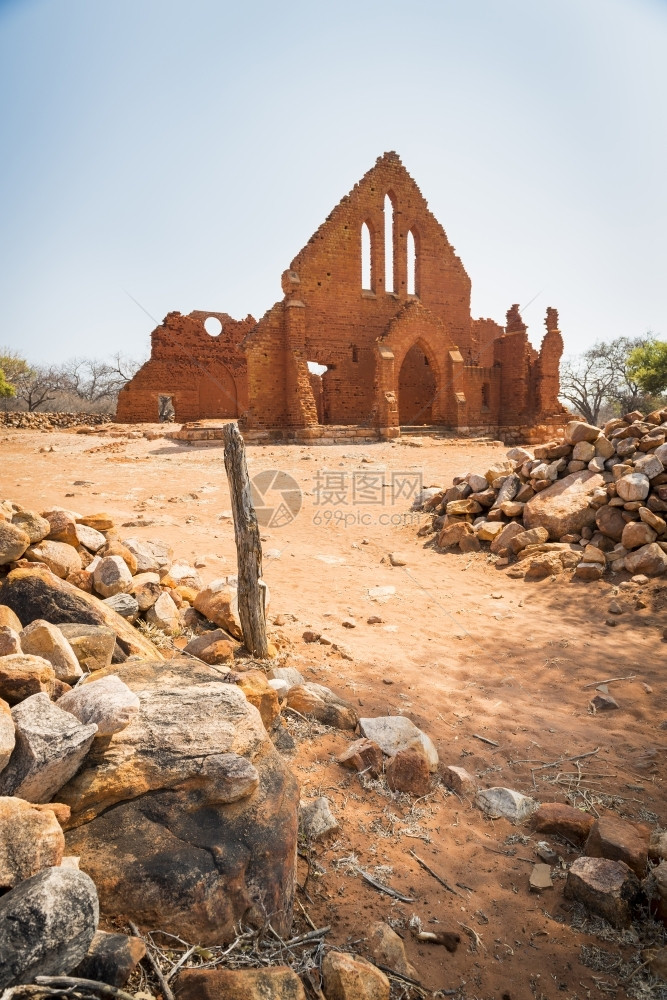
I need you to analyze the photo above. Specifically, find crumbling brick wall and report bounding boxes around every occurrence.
[116,311,253,423]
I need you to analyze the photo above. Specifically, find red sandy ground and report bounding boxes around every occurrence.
[1,424,665,1000]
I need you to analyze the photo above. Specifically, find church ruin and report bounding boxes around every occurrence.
[116,152,566,441]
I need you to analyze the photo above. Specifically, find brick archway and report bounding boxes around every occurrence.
[398,341,436,424]
[198,364,238,418]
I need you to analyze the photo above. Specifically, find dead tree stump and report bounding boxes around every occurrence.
[222,422,269,658]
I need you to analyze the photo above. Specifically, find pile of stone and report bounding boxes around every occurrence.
[0,499,251,661]
[0,412,112,430]
[417,409,667,581]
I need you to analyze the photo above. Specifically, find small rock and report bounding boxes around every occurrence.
[590,692,620,711]
[0,653,56,706]
[565,421,600,445]
[368,921,419,981]
[616,473,650,502]
[0,699,15,773]
[564,856,640,927]
[176,967,306,1000]
[103,592,140,621]
[0,606,23,632]
[184,629,236,663]
[622,520,657,550]
[270,666,304,690]
[130,577,161,611]
[26,540,82,579]
[145,591,181,634]
[0,522,30,566]
[287,684,358,730]
[57,675,140,737]
[389,552,407,566]
[476,787,538,824]
[236,671,280,730]
[0,693,97,803]
[584,814,649,877]
[20,620,83,684]
[11,510,50,544]
[93,556,133,599]
[299,796,339,841]
[322,950,390,1000]
[386,745,431,796]
[529,863,553,892]
[625,542,667,576]
[359,716,438,771]
[341,617,357,628]
[122,537,173,574]
[441,765,478,797]
[0,866,99,989]
[367,615,384,625]
[532,802,595,843]
[0,796,65,888]
[75,523,107,553]
[57,624,116,673]
[0,626,21,656]
[193,580,242,638]
[77,513,114,531]
[267,678,289,699]
[72,930,146,988]
[337,738,383,777]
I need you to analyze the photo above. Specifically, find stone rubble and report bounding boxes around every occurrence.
[416,409,667,580]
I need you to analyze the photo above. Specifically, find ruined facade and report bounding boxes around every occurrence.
[118,153,565,438]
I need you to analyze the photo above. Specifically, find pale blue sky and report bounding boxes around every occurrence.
[1,0,665,365]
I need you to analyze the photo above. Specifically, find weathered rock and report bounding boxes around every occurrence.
[476,787,538,824]
[572,440,596,462]
[616,473,650,502]
[77,512,114,532]
[634,453,664,479]
[162,561,203,590]
[565,421,600,445]
[590,691,620,711]
[574,561,605,581]
[337,738,383,777]
[270,666,305,690]
[532,802,595,844]
[0,522,31,566]
[57,675,140,737]
[183,628,236,660]
[564,857,640,927]
[122,537,173,574]
[509,526,549,553]
[236,670,280,730]
[74,523,107,553]
[176,967,306,1000]
[475,520,505,541]
[20,620,83,684]
[287,683,358,731]
[145,591,181,633]
[58,624,116,673]
[621,520,657,550]
[0,698,15,773]
[0,867,99,989]
[0,626,21,656]
[0,653,56,706]
[322,950,390,1000]
[446,498,482,516]
[25,540,82,579]
[584,814,649,878]
[0,567,163,661]
[103,592,140,621]
[0,796,65,888]
[437,521,473,548]
[44,510,79,546]
[596,504,626,541]
[369,921,419,981]
[72,930,146,988]
[386,745,431,795]
[11,509,51,544]
[624,543,667,576]
[639,506,666,533]
[490,521,525,555]
[60,658,298,943]
[93,556,133,599]
[0,605,23,631]
[98,541,138,576]
[459,532,482,552]
[130,576,161,611]
[0,694,97,802]
[299,796,339,840]
[441,764,478,797]
[359,716,438,771]
[525,552,564,580]
[523,472,604,540]
[193,580,243,638]
[529,863,553,892]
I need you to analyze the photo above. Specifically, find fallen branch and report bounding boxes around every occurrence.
[409,849,460,896]
[582,676,636,689]
[458,921,486,953]
[129,921,175,1000]
[356,868,415,902]
[472,733,499,747]
[34,978,135,1000]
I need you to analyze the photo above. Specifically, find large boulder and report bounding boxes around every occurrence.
[20,620,83,684]
[0,566,163,661]
[523,471,605,540]
[0,522,30,566]
[177,967,307,1000]
[0,654,56,706]
[60,658,299,943]
[624,543,667,576]
[0,699,15,772]
[0,867,99,989]
[57,675,140,736]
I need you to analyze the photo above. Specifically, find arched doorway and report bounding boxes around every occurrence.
[398,343,436,424]
[198,365,238,418]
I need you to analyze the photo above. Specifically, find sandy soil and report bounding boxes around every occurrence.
[1,423,666,1000]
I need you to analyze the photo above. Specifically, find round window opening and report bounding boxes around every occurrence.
[204,316,223,336]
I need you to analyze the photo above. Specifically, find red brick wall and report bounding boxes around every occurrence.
[117,311,253,423]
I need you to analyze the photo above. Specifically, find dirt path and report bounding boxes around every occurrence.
[2,424,665,999]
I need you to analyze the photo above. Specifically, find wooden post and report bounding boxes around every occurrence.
[222,422,269,658]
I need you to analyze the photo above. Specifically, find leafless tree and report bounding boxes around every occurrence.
[560,335,655,424]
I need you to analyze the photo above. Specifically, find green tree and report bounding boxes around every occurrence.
[627,337,667,396]
[0,349,31,387]
[0,367,15,398]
